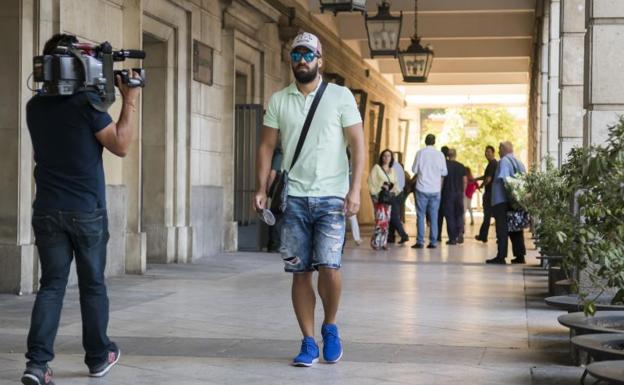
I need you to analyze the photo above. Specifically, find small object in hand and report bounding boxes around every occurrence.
[257,208,276,226]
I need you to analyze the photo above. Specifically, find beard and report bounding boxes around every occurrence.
[292,62,319,84]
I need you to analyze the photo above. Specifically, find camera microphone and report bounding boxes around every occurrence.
[114,49,146,60]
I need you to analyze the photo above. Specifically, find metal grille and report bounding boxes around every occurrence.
[234,104,263,226]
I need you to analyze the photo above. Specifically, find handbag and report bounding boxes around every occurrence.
[507,210,530,232]
[269,81,328,214]
[375,166,395,205]
[503,156,530,231]
[377,189,393,205]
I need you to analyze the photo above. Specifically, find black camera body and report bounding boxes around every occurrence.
[32,41,146,111]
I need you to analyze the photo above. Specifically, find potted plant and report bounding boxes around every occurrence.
[518,156,577,296]
[563,118,624,314]
[519,118,624,313]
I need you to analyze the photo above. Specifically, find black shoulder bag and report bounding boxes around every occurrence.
[377,167,395,205]
[269,81,328,214]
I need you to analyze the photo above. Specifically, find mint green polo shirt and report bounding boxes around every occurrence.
[263,80,362,198]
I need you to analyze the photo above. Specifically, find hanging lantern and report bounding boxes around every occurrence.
[464,120,479,139]
[398,0,434,82]
[464,106,479,138]
[365,1,402,58]
[319,0,367,15]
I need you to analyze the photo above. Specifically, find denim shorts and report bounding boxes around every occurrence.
[279,196,346,273]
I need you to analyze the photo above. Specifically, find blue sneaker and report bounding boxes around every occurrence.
[321,323,343,363]
[293,337,319,367]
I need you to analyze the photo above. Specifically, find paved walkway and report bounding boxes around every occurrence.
[0,218,584,384]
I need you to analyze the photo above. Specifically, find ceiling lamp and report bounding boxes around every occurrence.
[319,0,367,15]
[398,0,434,82]
[365,1,402,58]
[464,104,479,139]
[464,120,479,139]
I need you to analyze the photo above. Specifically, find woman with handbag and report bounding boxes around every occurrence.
[368,149,401,250]
[487,141,527,264]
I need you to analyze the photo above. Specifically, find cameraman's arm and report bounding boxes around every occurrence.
[95,72,141,157]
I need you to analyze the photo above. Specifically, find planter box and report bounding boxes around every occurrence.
[546,294,624,313]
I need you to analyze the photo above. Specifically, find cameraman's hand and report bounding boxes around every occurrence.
[117,70,141,105]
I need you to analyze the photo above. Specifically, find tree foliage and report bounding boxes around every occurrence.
[421,108,526,175]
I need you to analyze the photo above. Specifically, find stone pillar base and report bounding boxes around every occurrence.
[144,224,177,264]
[176,226,192,263]
[125,231,146,274]
[0,243,36,294]
[224,221,238,252]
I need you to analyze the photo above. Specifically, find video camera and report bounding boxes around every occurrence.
[33,40,146,111]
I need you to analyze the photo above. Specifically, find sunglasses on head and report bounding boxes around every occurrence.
[290,51,319,63]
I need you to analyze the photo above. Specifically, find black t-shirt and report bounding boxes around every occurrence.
[483,158,498,195]
[443,160,466,194]
[27,92,113,211]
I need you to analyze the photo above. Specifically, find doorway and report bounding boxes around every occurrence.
[234,70,264,250]
[141,33,174,263]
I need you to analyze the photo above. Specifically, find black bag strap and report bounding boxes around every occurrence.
[380,166,392,183]
[289,81,328,171]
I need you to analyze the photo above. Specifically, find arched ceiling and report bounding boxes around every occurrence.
[305,0,537,104]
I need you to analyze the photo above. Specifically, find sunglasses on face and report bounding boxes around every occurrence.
[290,51,319,63]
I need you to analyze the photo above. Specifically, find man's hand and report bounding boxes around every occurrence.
[344,189,360,217]
[254,190,268,211]
[95,70,142,158]
[117,70,141,105]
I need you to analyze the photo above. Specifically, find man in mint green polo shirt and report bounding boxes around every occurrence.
[254,32,365,367]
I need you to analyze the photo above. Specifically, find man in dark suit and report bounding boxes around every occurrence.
[475,145,498,242]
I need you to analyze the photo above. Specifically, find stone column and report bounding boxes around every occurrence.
[583,0,624,145]
[547,0,561,164]
[122,0,146,274]
[221,27,238,252]
[0,0,41,294]
[540,0,550,167]
[558,0,585,163]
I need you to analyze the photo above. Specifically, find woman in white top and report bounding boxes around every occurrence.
[367,149,400,250]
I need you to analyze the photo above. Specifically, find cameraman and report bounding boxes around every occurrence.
[21,34,141,385]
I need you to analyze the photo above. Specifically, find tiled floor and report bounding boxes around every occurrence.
[0,218,584,384]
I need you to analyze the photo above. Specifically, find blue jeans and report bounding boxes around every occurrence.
[280,196,345,272]
[26,209,115,368]
[415,190,441,246]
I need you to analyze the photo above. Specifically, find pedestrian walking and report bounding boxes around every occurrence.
[486,142,527,264]
[368,149,405,250]
[410,134,448,249]
[475,145,498,242]
[389,156,409,244]
[437,145,450,241]
[254,32,365,367]
[442,149,467,245]
[464,167,479,226]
